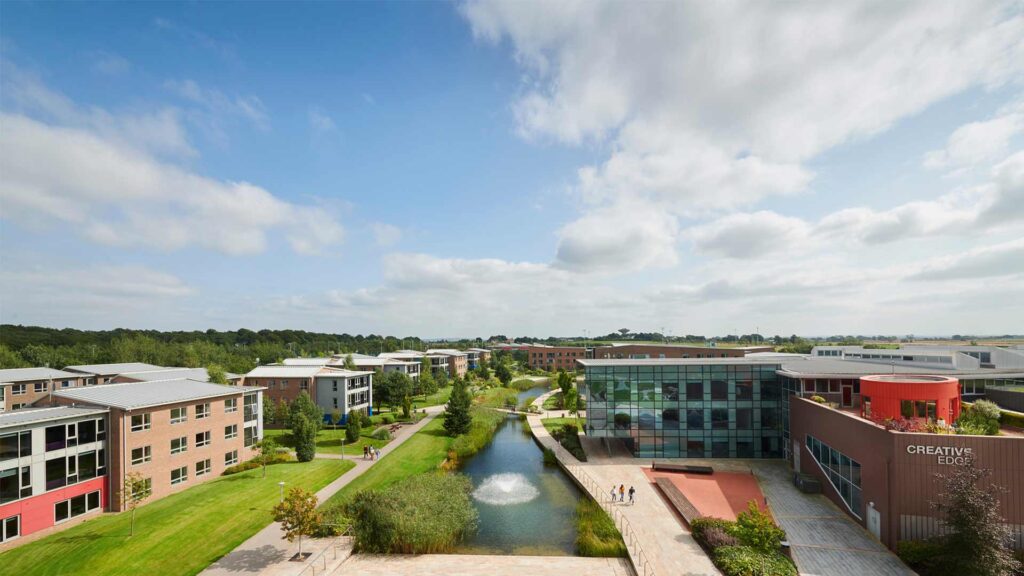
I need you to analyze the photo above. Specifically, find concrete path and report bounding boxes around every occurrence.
[202,406,445,576]
[526,393,718,576]
[751,461,914,576]
[334,553,633,576]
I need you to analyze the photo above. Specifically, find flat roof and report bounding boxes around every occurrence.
[53,379,243,410]
[247,365,343,378]
[578,358,781,367]
[425,348,468,356]
[777,358,1024,378]
[0,367,83,383]
[117,367,210,382]
[281,358,332,366]
[0,406,108,429]
[315,369,373,377]
[64,362,164,375]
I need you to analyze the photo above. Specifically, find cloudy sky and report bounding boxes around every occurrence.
[1,1,1022,338]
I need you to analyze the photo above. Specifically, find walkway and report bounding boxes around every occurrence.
[202,406,445,576]
[751,461,914,576]
[335,553,633,576]
[526,391,718,576]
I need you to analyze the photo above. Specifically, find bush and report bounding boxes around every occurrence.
[897,538,944,572]
[510,378,539,391]
[691,517,736,548]
[558,423,587,462]
[450,408,505,461]
[810,395,827,404]
[713,546,797,576]
[382,414,395,425]
[704,525,740,548]
[370,427,392,441]
[223,452,293,475]
[971,400,1002,421]
[542,447,557,465]
[575,498,627,557]
[733,501,785,552]
[345,473,478,554]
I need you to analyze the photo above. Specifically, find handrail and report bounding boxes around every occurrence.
[565,463,655,576]
[295,527,352,576]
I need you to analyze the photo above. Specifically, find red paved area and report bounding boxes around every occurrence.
[643,468,767,521]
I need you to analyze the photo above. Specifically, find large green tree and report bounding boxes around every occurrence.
[377,371,413,413]
[418,356,436,395]
[345,410,362,444]
[495,362,512,386]
[292,413,317,462]
[443,378,472,436]
[556,370,574,408]
[290,391,323,432]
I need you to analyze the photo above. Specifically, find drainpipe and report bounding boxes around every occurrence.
[120,409,127,513]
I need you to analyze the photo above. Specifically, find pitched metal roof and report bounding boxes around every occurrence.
[0,406,108,429]
[53,379,243,410]
[246,365,343,378]
[0,367,82,383]
[64,362,165,375]
[117,367,211,382]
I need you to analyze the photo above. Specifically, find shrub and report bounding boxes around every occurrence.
[883,416,922,432]
[575,498,627,557]
[345,473,478,554]
[956,409,999,435]
[733,501,785,552]
[810,395,827,404]
[559,423,587,462]
[542,446,557,465]
[370,427,392,441]
[382,414,395,425]
[713,546,797,576]
[223,452,292,475]
[703,525,740,549]
[510,378,539,391]
[897,538,944,572]
[970,400,1002,421]
[691,517,736,548]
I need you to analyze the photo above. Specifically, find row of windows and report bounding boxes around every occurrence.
[588,407,781,431]
[45,450,106,491]
[43,419,106,452]
[130,399,238,432]
[132,429,234,465]
[806,434,862,518]
[0,431,32,462]
[7,380,76,395]
[54,490,101,524]
[260,379,310,391]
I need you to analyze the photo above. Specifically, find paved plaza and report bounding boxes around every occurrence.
[335,553,633,576]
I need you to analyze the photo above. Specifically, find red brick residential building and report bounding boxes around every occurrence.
[0,368,86,413]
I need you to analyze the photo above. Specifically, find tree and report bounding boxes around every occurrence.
[435,369,449,388]
[418,357,436,395]
[123,472,151,537]
[495,363,512,386]
[290,391,323,432]
[258,438,278,478]
[565,387,579,423]
[930,457,1021,576]
[378,371,413,413]
[476,364,491,381]
[330,408,341,428]
[207,364,228,384]
[556,370,574,408]
[263,398,275,427]
[292,412,317,462]
[345,410,361,444]
[273,487,322,559]
[402,395,412,419]
[275,398,290,427]
[443,377,472,436]
[343,354,357,370]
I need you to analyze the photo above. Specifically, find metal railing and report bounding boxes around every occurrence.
[565,463,655,576]
[295,528,352,576]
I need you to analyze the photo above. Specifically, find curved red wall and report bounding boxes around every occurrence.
[859,375,960,423]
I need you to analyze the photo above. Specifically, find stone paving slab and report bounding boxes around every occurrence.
[335,553,633,576]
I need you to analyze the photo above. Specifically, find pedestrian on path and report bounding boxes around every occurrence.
[619,484,625,502]
[362,445,368,460]
[375,447,381,460]
[610,485,616,502]
[628,486,635,505]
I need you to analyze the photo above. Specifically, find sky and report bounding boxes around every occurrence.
[1,1,1022,338]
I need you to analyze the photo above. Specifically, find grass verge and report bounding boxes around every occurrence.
[0,459,352,576]
[264,426,390,456]
[575,498,627,557]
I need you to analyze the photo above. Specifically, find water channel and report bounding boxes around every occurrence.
[457,414,581,555]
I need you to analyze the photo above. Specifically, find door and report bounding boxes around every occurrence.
[842,386,853,407]
[867,503,882,540]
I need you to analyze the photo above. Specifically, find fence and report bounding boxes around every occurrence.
[565,463,655,576]
[296,529,351,576]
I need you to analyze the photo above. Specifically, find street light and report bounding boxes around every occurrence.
[278,481,286,503]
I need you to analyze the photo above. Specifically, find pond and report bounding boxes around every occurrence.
[517,384,550,406]
[457,414,581,555]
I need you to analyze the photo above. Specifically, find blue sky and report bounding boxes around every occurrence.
[1,1,1022,337]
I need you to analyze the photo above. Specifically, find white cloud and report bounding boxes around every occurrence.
[686,211,812,259]
[371,223,402,247]
[923,99,1024,174]
[555,201,679,272]
[462,1,1024,271]
[164,78,269,131]
[308,108,337,134]
[0,84,343,256]
[910,238,1024,281]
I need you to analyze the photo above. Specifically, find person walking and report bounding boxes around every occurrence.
[375,447,381,460]
[610,485,617,502]
[362,445,368,460]
[619,484,625,502]
[628,486,636,505]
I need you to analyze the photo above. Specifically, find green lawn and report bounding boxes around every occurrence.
[320,415,452,509]
[543,391,563,410]
[0,459,353,576]
[473,386,518,408]
[265,426,390,456]
[542,417,581,434]
[413,386,452,409]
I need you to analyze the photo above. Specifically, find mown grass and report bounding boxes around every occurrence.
[474,386,519,409]
[264,426,390,456]
[575,498,627,557]
[543,392,563,410]
[0,460,352,576]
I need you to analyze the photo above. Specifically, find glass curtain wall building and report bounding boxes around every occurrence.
[580,359,784,458]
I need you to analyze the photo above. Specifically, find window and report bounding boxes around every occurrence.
[196,458,211,477]
[736,381,753,400]
[78,420,97,444]
[170,437,188,454]
[54,490,101,523]
[0,469,17,504]
[78,451,99,481]
[170,466,188,485]
[711,380,728,400]
[225,424,238,439]
[195,431,211,447]
[686,381,703,401]
[224,398,238,413]
[34,382,47,393]
[11,385,26,395]
[300,381,309,391]
[45,425,66,451]
[1,515,19,543]
[131,413,151,432]
[900,400,915,418]
[131,478,152,498]
[170,407,187,424]
[686,409,704,429]
[862,396,872,418]
[225,450,238,466]
[806,434,862,518]
[45,459,67,489]
[736,408,753,430]
[711,408,729,430]
[196,403,211,420]
[244,394,258,422]
[131,446,152,465]
[0,431,31,462]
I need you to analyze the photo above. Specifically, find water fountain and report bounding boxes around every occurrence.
[472,472,540,506]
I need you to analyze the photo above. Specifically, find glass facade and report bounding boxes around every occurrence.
[806,434,862,518]
[583,363,784,458]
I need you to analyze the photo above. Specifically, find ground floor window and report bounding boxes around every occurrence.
[1,515,18,542]
[806,434,862,518]
[196,459,211,477]
[225,450,238,467]
[170,466,188,485]
[54,491,101,524]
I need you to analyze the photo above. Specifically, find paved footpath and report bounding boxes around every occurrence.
[336,553,632,576]
[202,406,445,576]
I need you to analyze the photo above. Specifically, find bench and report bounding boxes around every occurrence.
[652,461,714,475]
[654,477,702,526]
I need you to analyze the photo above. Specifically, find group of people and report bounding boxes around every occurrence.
[611,484,636,505]
[362,445,381,460]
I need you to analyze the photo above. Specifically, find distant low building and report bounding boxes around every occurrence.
[0,368,86,413]
[243,365,372,421]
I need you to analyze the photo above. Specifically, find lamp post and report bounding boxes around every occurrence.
[278,481,286,503]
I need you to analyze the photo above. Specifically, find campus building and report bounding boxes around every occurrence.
[243,365,372,422]
[425,349,469,378]
[592,343,760,360]
[1,407,109,547]
[466,348,491,369]
[0,368,86,413]
[63,363,166,385]
[524,345,588,371]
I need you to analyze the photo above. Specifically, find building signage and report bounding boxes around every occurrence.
[906,444,973,465]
